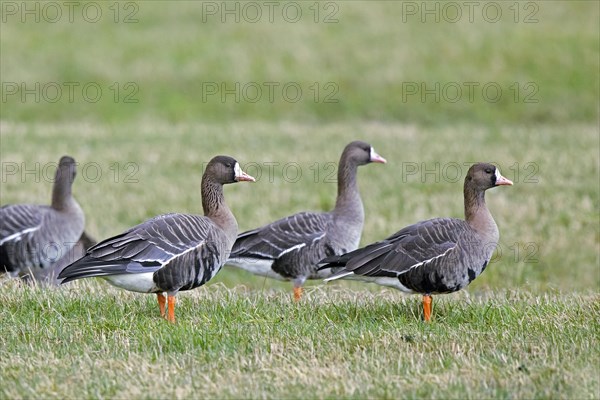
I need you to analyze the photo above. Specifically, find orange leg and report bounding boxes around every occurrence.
[167,295,177,323]
[157,293,166,318]
[293,286,303,302]
[423,294,433,322]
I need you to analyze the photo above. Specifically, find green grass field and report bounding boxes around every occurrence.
[1,1,599,399]
[2,283,599,399]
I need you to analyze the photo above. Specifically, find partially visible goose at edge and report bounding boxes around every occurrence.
[59,156,255,323]
[0,156,86,285]
[35,231,98,286]
[227,141,386,301]
[320,163,513,321]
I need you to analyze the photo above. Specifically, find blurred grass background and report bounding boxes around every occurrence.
[1,1,598,124]
[1,1,599,294]
[1,2,599,398]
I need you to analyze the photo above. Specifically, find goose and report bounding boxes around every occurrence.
[227,141,386,301]
[32,231,97,286]
[320,163,513,321]
[1,156,85,284]
[58,156,255,323]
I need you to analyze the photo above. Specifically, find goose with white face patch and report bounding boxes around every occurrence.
[0,156,88,285]
[227,141,386,301]
[320,162,513,321]
[59,156,255,323]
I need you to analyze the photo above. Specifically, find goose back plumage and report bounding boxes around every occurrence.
[60,213,231,293]
[323,217,492,294]
[227,141,386,289]
[58,155,255,315]
[0,156,85,281]
[32,230,97,285]
[230,211,346,280]
[322,163,513,300]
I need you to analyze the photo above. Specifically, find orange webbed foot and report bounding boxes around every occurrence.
[157,293,166,318]
[423,294,433,322]
[293,287,303,302]
[167,295,176,323]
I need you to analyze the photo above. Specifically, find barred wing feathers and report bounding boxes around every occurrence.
[323,218,464,279]
[231,211,332,261]
[59,213,226,290]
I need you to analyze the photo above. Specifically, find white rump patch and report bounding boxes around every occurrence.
[226,258,287,281]
[326,273,415,293]
[104,273,158,293]
[372,277,415,293]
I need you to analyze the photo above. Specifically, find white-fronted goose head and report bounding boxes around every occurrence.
[228,141,385,301]
[59,155,254,323]
[321,162,513,321]
[0,155,85,284]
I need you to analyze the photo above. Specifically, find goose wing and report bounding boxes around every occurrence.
[0,204,46,246]
[58,213,218,282]
[0,204,51,274]
[230,211,332,261]
[323,218,464,278]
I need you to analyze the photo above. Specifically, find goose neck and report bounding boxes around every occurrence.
[51,171,73,211]
[464,185,498,241]
[201,178,237,237]
[334,159,363,219]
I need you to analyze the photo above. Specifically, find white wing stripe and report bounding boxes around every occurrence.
[0,226,40,245]
[278,243,306,257]
[311,233,326,244]
[324,271,354,282]
[402,245,456,273]
[326,244,456,281]
[159,239,204,266]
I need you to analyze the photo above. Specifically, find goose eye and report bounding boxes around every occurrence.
[485,168,492,174]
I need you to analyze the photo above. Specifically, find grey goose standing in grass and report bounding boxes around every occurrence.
[59,156,255,323]
[0,156,86,284]
[227,141,386,301]
[320,163,513,321]
[36,231,98,286]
